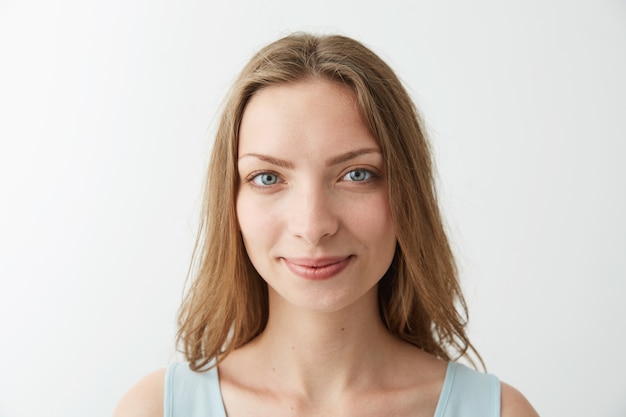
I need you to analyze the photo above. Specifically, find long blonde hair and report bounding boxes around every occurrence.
[177,33,482,371]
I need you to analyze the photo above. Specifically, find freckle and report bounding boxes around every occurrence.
[341,327,345,331]
[291,346,295,350]
[272,368,275,372]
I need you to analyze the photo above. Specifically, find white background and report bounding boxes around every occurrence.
[1,1,625,416]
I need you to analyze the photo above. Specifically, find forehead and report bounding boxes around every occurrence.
[238,78,379,156]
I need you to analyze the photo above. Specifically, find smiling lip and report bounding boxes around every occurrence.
[282,256,352,281]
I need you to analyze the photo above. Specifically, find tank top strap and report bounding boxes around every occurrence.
[164,361,227,417]
[434,362,501,417]
[164,360,499,417]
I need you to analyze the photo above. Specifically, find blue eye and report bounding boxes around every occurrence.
[252,172,280,186]
[344,169,373,182]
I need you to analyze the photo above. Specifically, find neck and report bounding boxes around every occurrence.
[248,286,399,399]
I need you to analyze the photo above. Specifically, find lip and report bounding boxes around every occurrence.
[282,256,353,281]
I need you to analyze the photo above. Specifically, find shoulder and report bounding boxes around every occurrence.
[500,382,540,417]
[113,368,166,417]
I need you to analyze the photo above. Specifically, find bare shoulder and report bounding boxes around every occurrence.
[501,382,540,417]
[113,368,166,417]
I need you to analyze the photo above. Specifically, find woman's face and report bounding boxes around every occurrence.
[236,78,397,313]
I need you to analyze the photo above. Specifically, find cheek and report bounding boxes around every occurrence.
[236,195,261,246]
[236,195,253,235]
[370,196,397,271]
[236,193,281,251]
[236,196,263,269]
[350,193,396,242]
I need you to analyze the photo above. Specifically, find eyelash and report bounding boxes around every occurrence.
[244,167,379,189]
[245,171,284,187]
[341,168,377,182]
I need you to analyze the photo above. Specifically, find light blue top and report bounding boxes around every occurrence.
[164,361,500,417]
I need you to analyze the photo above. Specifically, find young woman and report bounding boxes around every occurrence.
[115,33,539,417]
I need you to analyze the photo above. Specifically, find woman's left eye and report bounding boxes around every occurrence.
[342,169,374,182]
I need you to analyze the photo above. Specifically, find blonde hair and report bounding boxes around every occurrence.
[177,33,482,371]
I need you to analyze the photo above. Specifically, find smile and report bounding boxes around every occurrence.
[281,256,353,281]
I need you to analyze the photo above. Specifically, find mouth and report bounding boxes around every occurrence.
[281,256,353,280]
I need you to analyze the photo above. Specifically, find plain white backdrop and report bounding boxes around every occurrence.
[1,0,625,416]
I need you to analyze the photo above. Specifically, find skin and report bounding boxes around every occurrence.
[114,78,539,417]
[236,77,397,316]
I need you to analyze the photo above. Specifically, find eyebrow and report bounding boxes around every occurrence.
[238,148,381,168]
[238,153,295,169]
[325,148,381,167]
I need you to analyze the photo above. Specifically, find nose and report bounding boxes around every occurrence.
[287,184,339,245]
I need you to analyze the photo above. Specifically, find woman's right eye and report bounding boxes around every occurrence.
[250,172,281,186]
